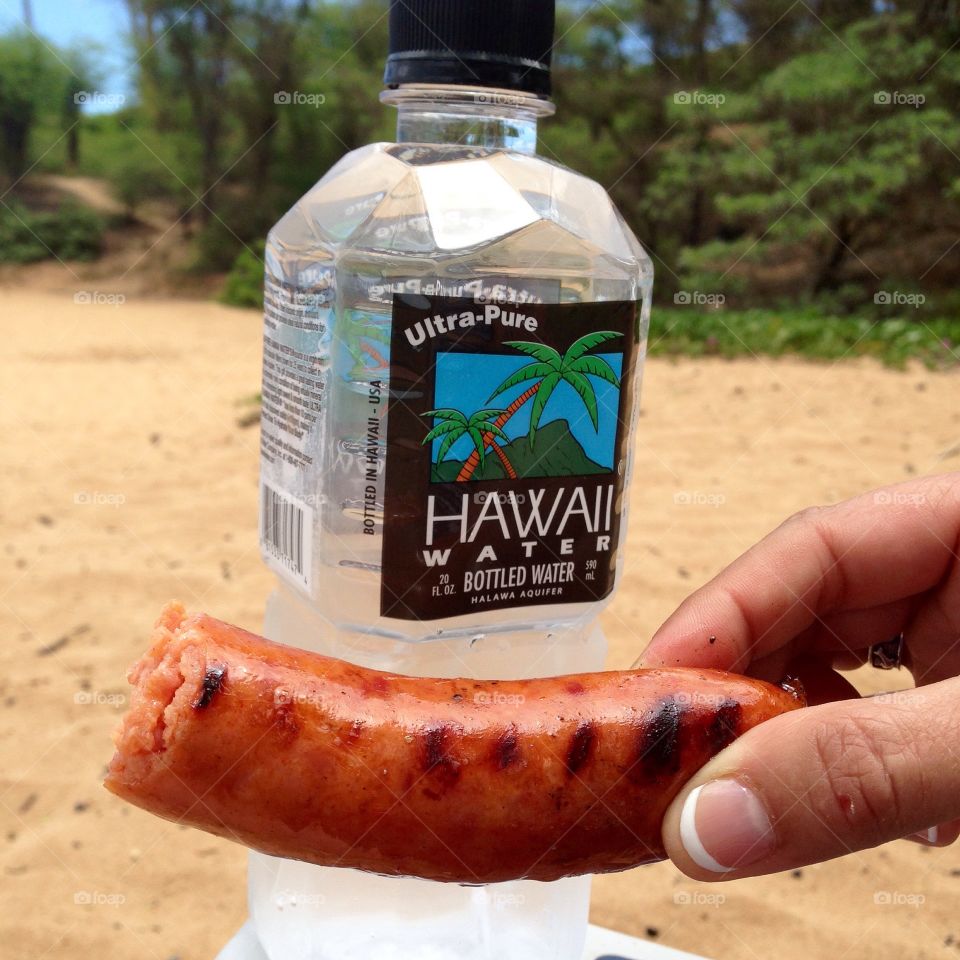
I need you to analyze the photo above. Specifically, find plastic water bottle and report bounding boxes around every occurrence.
[252,1,653,957]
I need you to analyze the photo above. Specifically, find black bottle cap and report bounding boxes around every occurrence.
[384,0,555,97]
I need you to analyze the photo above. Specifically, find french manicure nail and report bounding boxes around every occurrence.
[907,825,938,844]
[679,780,776,873]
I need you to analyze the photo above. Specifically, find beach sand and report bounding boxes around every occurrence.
[2,286,958,959]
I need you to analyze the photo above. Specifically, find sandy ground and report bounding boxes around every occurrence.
[2,286,959,960]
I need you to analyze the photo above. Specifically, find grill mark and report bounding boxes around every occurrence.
[193,665,226,709]
[424,726,447,769]
[566,721,596,776]
[633,697,684,781]
[422,724,461,794]
[706,700,742,754]
[494,726,520,770]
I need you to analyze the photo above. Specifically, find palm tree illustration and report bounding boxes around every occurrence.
[455,331,622,482]
[421,407,517,479]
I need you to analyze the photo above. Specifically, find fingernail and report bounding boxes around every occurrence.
[679,780,776,873]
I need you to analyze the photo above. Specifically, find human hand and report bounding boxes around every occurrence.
[636,473,960,879]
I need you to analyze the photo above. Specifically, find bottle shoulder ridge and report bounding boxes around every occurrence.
[505,154,649,267]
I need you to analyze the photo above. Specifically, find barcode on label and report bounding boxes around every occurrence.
[259,481,312,589]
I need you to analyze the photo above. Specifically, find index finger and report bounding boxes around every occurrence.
[637,474,960,673]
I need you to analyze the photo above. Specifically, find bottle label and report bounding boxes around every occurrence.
[258,271,330,592]
[380,293,640,620]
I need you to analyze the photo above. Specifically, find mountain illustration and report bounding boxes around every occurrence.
[422,331,623,483]
[430,419,608,482]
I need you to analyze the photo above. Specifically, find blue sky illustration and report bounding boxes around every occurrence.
[430,351,623,469]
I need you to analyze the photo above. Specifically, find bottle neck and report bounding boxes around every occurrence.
[380,84,554,155]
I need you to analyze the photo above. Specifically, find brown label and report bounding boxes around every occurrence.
[380,294,639,621]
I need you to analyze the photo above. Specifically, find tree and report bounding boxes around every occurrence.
[126,0,233,224]
[912,0,960,39]
[60,46,99,170]
[0,32,65,181]
[421,408,515,481]
[229,0,304,230]
[453,332,623,483]
[667,14,960,304]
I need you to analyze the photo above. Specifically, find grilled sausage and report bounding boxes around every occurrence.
[104,602,804,883]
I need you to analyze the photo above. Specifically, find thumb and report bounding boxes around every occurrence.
[661,677,960,880]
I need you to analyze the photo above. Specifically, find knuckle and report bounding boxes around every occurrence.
[808,711,914,845]
[921,473,960,509]
[783,504,830,530]
[778,504,846,609]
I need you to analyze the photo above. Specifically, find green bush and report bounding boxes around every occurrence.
[0,201,104,263]
[649,308,960,369]
[219,242,264,308]
[112,158,181,217]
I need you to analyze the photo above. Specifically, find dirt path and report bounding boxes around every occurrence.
[2,175,221,297]
[34,174,127,217]
[2,285,958,960]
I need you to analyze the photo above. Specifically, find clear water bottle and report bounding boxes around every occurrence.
[252,1,653,957]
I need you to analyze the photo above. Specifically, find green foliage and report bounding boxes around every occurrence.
[75,111,191,215]
[219,242,265,308]
[641,13,960,305]
[487,334,623,445]
[112,157,182,217]
[421,407,510,470]
[0,31,70,179]
[0,201,103,263]
[650,308,960,368]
